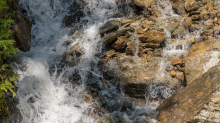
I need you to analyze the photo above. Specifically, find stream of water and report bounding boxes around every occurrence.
[14,0,189,123]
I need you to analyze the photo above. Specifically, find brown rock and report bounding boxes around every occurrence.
[176,71,184,82]
[170,70,176,77]
[166,22,180,33]
[139,30,166,44]
[185,38,220,84]
[171,26,186,38]
[99,19,120,35]
[101,27,133,45]
[185,0,200,12]
[183,17,192,28]
[172,1,186,15]
[112,36,128,50]
[173,59,183,65]
[133,0,155,9]
[11,14,32,52]
[157,65,220,123]
[120,19,133,24]
[141,23,150,30]
[126,42,138,56]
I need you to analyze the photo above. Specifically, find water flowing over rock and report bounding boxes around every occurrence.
[157,65,220,123]
[8,0,220,122]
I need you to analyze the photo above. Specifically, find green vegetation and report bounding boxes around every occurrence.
[0,0,19,121]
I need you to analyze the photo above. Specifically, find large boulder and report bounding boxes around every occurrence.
[185,38,220,84]
[104,53,180,98]
[157,65,220,123]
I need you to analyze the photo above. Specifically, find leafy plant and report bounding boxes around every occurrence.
[0,0,19,121]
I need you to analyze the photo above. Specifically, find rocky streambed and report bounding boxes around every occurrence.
[5,0,220,123]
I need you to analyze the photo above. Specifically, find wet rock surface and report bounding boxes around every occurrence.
[157,65,220,123]
[185,38,220,84]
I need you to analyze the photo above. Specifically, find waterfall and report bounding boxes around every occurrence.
[13,0,187,122]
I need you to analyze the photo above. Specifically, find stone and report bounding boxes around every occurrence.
[189,24,203,32]
[141,23,150,30]
[185,38,220,84]
[133,0,155,9]
[170,70,176,77]
[157,65,220,123]
[120,19,133,24]
[173,59,183,65]
[191,14,201,21]
[125,42,138,56]
[99,19,120,36]
[166,22,180,33]
[185,0,201,12]
[171,26,186,38]
[103,54,180,99]
[136,27,145,34]
[64,43,85,66]
[172,1,186,15]
[153,48,162,57]
[183,17,192,28]
[176,71,184,81]
[112,36,128,50]
[11,14,32,52]
[140,43,160,48]
[101,27,133,45]
[139,30,166,44]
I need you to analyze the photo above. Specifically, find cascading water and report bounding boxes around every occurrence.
[12,0,190,123]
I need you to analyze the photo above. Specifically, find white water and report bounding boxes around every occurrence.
[13,0,187,123]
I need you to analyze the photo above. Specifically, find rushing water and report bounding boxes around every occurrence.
[13,0,187,123]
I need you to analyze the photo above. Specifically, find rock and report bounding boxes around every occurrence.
[112,36,128,50]
[192,87,220,122]
[170,70,176,77]
[141,23,150,30]
[166,22,180,33]
[176,71,184,81]
[133,0,155,9]
[139,30,166,44]
[125,42,138,56]
[173,59,183,65]
[183,17,192,28]
[157,65,220,123]
[136,27,145,34]
[101,27,133,45]
[64,43,85,66]
[171,26,186,38]
[104,54,180,99]
[204,0,214,10]
[191,14,201,21]
[185,0,201,12]
[99,19,120,36]
[185,38,220,84]
[11,14,32,52]
[153,48,162,57]
[172,1,186,15]
[140,43,160,48]
[189,24,203,32]
[69,43,85,55]
[120,19,133,24]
